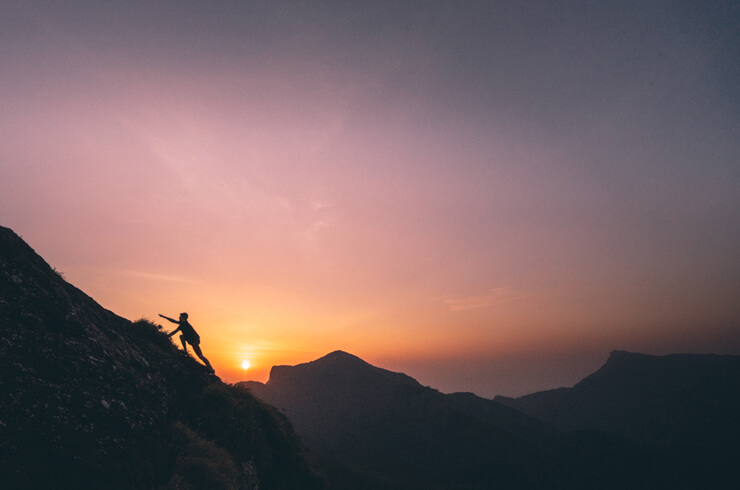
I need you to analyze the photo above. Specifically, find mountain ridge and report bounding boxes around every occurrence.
[241,350,561,489]
[495,349,740,440]
[495,349,740,488]
[266,350,423,392]
[244,348,740,489]
[6,222,739,489]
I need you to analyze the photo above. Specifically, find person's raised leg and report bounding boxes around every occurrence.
[179,334,188,353]
[192,343,214,372]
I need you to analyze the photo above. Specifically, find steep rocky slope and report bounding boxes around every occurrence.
[0,225,322,489]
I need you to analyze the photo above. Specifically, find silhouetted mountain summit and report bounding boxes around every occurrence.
[496,350,740,488]
[241,352,557,490]
[268,350,421,391]
[244,349,740,489]
[496,350,740,440]
[0,225,321,489]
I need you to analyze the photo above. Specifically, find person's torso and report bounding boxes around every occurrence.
[180,321,199,339]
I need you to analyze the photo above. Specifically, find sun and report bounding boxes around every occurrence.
[241,360,251,370]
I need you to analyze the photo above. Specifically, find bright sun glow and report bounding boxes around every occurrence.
[241,360,251,370]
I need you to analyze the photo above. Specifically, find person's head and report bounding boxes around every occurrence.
[179,312,188,321]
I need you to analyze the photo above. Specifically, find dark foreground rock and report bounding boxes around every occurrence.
[0,225,322,489]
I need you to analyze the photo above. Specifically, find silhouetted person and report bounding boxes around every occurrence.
[159,312,214,373]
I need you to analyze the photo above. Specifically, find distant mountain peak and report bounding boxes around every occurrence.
[244,349,565,489]
[264,350,421,392]
[497,349,740,446]
[596,350,646,373]
[315,349,367,365]
[608,349,632,358]
[605,350,650,362]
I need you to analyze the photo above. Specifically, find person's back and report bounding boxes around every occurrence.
[178,319,199,343]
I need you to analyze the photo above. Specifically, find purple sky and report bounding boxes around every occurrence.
[2,1,739,396]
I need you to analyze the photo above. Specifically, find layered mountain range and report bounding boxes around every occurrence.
[243,350,740,489]
[241,351,557,489]
[495,350,740,444]
[3,223,739,489]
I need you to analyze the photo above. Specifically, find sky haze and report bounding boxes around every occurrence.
[2,1,739,396]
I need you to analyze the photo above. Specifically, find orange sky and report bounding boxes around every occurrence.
[2,2,739,396]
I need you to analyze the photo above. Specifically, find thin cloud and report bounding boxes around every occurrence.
[444,287,526,312]
[117,270,193,283]
[311,199,334,210]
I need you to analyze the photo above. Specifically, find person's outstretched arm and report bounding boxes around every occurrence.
[159,314,182,337]
[159,314,178,324]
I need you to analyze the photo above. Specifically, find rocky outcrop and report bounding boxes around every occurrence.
[0,225,322,489]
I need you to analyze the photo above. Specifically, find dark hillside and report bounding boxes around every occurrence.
[0,225,322,489]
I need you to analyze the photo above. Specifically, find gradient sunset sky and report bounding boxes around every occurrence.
[2,1,739,397]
